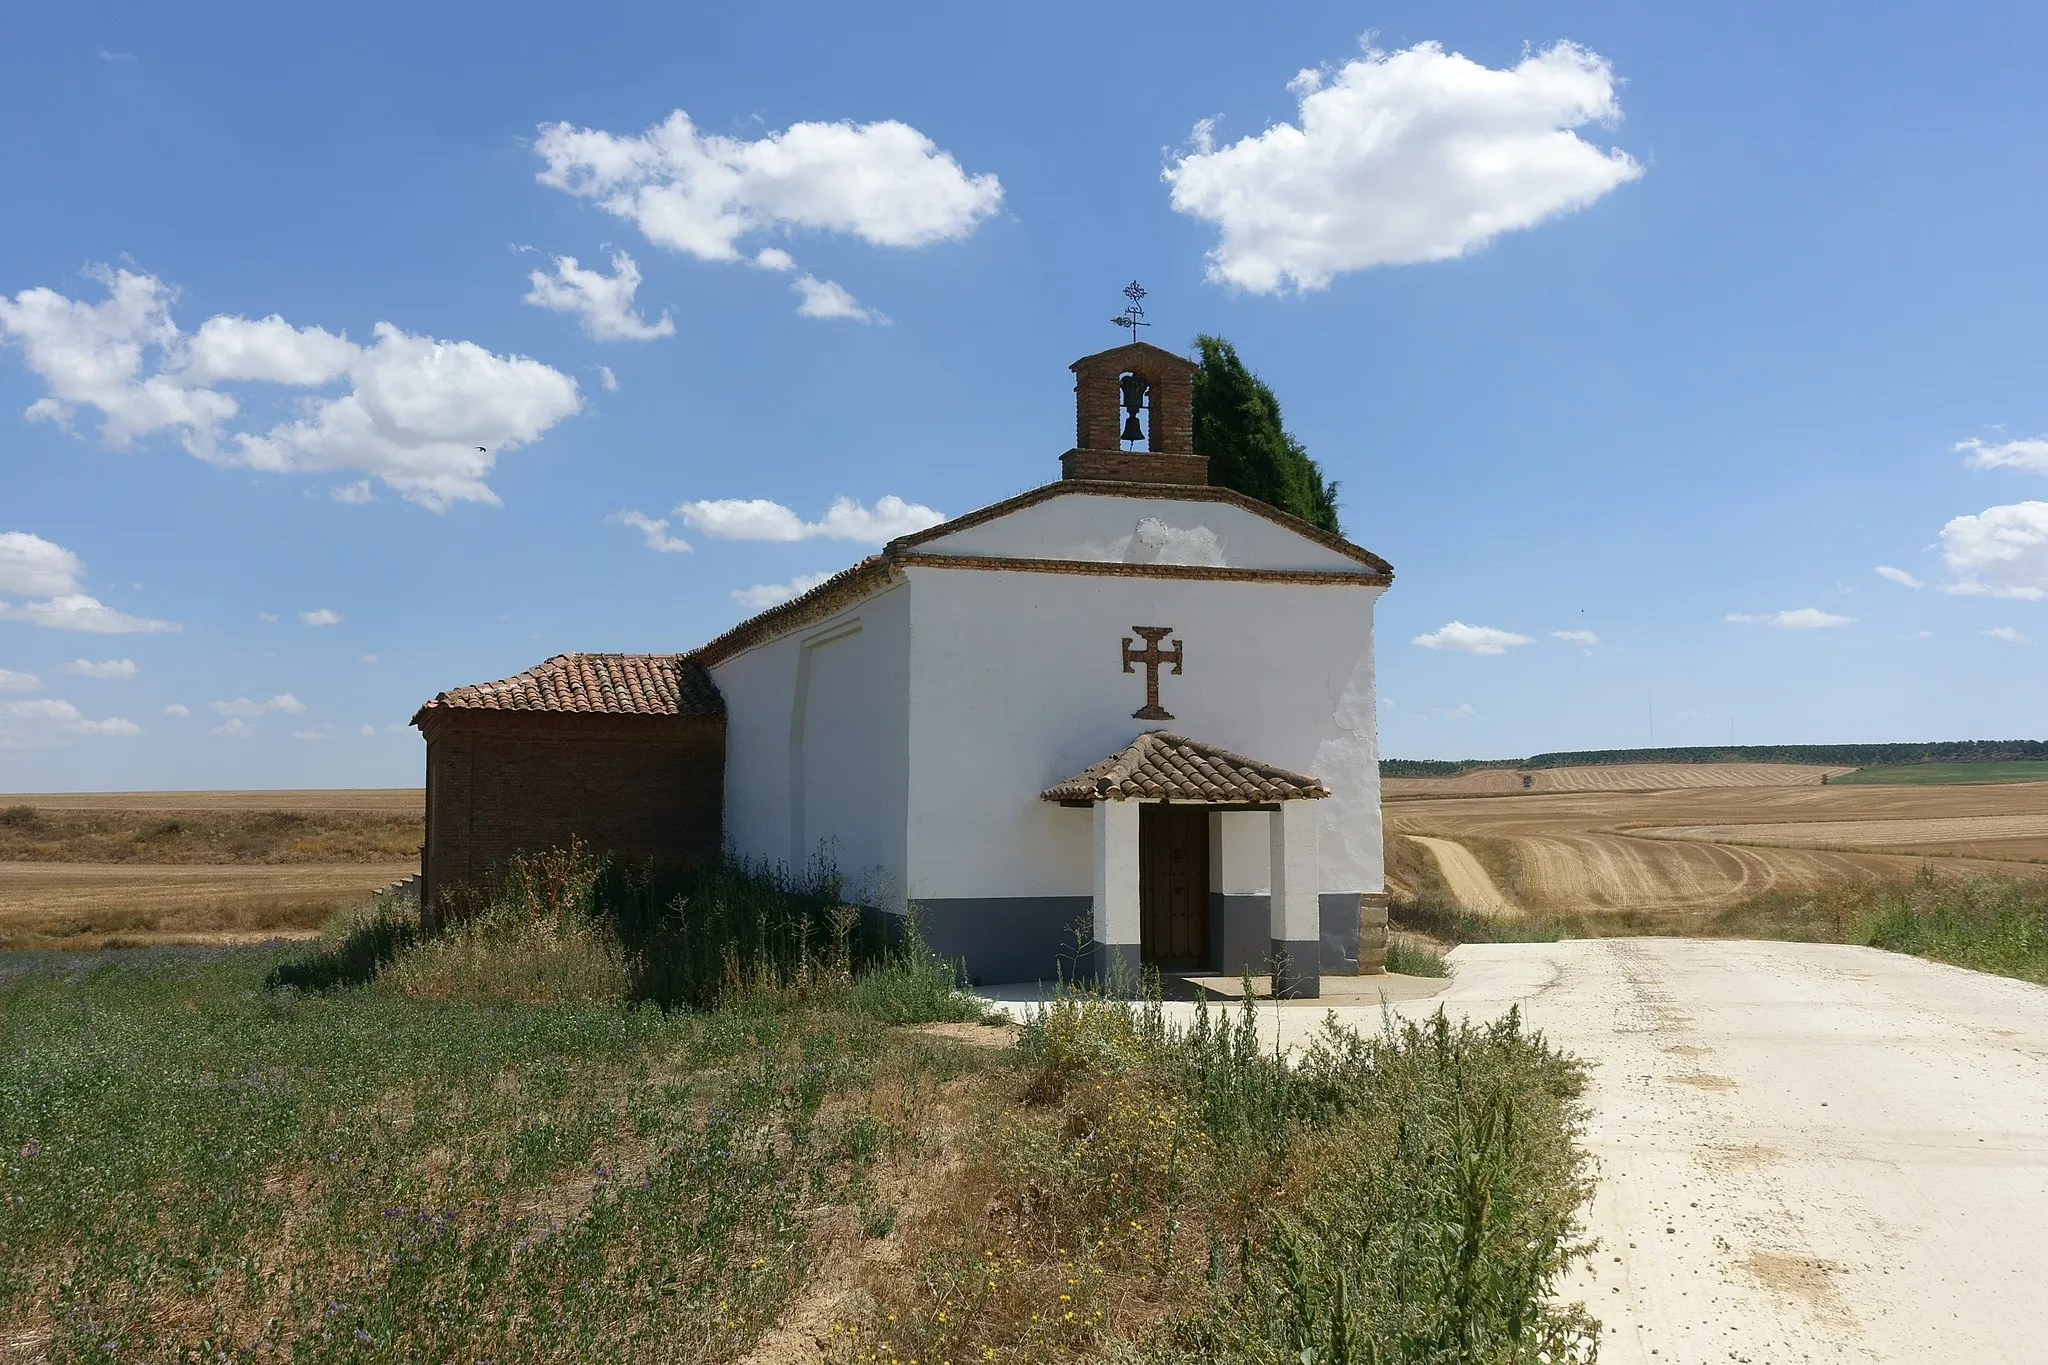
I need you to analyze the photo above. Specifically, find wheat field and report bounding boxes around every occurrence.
[1383,769,2048,916]
[0,790,422,950]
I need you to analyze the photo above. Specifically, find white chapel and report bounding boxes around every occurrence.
[414,339,1393,996]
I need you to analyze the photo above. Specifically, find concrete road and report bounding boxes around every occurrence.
[1432,940,2048,1364]
[986,939,2048,1362]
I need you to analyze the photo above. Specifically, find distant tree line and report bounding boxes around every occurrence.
[1380,740,2048,778]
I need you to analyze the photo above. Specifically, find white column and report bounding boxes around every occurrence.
[1268,800,1322,998]
[1091,800,1141,987]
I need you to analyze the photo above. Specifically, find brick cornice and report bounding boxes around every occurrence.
[891,551,1389,588]
[679,480,1393,672]
[687,556,901,669]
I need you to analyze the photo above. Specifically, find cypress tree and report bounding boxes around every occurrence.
[1189,335,1342,535]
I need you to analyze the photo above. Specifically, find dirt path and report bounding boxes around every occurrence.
[1430,940,2048,1363]
[1409,835,1516,913]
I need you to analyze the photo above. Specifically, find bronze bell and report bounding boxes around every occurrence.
[1118,372,1149,444]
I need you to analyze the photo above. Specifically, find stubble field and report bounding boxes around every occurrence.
[0,790,421,951]
[1384,764,2048,921]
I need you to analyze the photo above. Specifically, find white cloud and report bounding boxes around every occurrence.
[1957,436,2048,475]
[1983,626,2028,644]
[291,728,328,741]
[163,702,190,716]
[359,723,376,737]
[1430,703,1476,720]
[228,322,584,511]
[359,653,378,664]
[533,110,1002,264]
[792,274,886,323]
[754,248,796,271]
[60,658,136,679]
[0,268,584,509]
[1412,621,1534,655]
[330,480,376,505]
[1938,501,2048,600]
[1378,695,1395,709]
[210,693,305,717]
[731,572,835,610]
[0,697,140,745]
[597,365,618,392]
[177,313,355,386]
[207,717,252,739]
[0,532,85,596]
[609,510,691,554]
[1875,565,1923,589]
[0,668,37,691]
[256,611,279,622]
[1550,629,1600,646]
[677,494,944,545]
[0,594,178,634]
[299,608,341,626]
[1724,609,1855,629]
[1163,40,1641,292]
[524,251,674,341]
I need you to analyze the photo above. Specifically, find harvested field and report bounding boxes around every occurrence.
[1383,762,1850,798]
[1636,812,2048,862]
[0,791,421,949]
[0,788,422,812]
[0,861,414,950]
[1384,769,2048,918]
[0,805,421,864]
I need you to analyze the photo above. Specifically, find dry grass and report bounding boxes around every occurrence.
[0,862,414,951]
[0,803,421,864]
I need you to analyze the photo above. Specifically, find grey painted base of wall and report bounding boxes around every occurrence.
[1212,894,1271,975]
[912,896,1092,987]
[1208,892,1378,976]
[1270,939,1322,998]
[909,891,1388,988]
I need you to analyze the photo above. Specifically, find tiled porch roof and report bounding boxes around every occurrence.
[1041,730,1330,804]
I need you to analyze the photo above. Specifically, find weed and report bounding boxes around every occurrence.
[1382,933,1449,977]
[854,986,1598,1363]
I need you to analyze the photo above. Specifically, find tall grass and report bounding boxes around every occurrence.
[852,985,1598,1363]
[267,841,980,1022]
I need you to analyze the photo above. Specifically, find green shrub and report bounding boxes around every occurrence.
[265,901,418,991]
[0,804,41,829]
[1383,933,1449,977]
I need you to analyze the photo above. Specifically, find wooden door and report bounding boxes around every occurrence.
[1140,804,1210,970]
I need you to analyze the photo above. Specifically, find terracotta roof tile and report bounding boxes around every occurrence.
[1041,731,1330,803]
[415,653,722,718]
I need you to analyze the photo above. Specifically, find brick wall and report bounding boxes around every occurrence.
[1069,344,1199,459]
[1059,450,1211,485]
[420,710,724,925]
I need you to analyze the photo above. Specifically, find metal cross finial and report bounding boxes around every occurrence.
[1111,280,1149,340]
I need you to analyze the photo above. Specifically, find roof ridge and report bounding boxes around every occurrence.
[1042,729,1329,803]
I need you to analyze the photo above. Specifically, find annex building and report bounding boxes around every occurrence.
[413,340,1394,996]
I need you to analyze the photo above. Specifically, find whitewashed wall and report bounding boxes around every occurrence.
[901,564,1382,902]
[709,579,911,906]
[919,493,1363,573]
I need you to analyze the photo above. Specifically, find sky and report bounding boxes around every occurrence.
[2,1,2045,790]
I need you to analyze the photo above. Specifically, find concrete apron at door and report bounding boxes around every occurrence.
[1090,798,1323,998]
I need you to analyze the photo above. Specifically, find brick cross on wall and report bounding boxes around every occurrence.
[1122,626,1183,721]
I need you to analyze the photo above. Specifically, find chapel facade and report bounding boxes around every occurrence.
[413,340,1393,996]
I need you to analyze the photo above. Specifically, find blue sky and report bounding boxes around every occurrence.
[2,1,2045,790]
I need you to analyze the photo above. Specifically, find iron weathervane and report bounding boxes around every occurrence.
[1111,280,1149,339]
